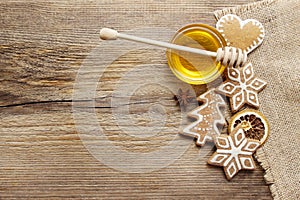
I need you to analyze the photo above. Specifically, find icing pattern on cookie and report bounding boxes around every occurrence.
[216,14,265,54]
[208,126,260,180]
[216,62,267,112]
[182,89,226,146]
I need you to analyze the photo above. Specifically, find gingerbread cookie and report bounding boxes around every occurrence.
[216,14,265,54]
[182,89,226,146]
[208,125,261,180]
[229,109,270,145]
[216,62,267,113]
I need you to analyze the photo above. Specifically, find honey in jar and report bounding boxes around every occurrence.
[166,24,227,85]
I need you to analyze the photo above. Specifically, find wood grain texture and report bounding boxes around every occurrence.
[0,0,272,199]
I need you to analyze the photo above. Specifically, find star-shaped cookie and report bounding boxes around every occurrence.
[208,125,261,180]
[216,62,267,112]
[182,89,226,146]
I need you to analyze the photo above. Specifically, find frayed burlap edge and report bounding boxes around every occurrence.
[214,0,276,20]
[214,1,278,199]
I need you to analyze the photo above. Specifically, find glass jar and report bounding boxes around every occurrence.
[166,24,227,85]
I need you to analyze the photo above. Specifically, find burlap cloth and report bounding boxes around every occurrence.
[214,0,299,199]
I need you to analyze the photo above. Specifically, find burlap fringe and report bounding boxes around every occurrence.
[214,0,276,20]
[256,148,278,199]
[214,1,278,199]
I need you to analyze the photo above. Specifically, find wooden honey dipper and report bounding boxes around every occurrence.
[100,28,247,67]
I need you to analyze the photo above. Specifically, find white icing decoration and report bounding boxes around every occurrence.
[249,78,267,91]
[217,137,230,149]
[210,154,228,164]
[243,63,254,82]
[216,14,265,54]
[221,82,237,95]
[232,91,244,111]
[228,67,240,82]
[209,127,260,179]
[226,161,237,178]
[182,89,226,146]
[246,90,259,107]
[234,128,245,146]
[217,63,267,112]
[240,157,255,169]
[210,154,229,164]
[243,141,260,152]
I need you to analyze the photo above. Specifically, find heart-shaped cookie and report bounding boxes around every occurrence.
[216,14,265,54]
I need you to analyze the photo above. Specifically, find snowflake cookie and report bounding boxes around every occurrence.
[216,62,267,113]
[182,89,226,146]
[208,125,261,180]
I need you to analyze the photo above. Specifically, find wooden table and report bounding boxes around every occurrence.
[0,0,272,199]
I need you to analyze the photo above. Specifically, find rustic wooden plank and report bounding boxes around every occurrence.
[0,0,259,106]
[0,103,272,199]
[0,0,272,199]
